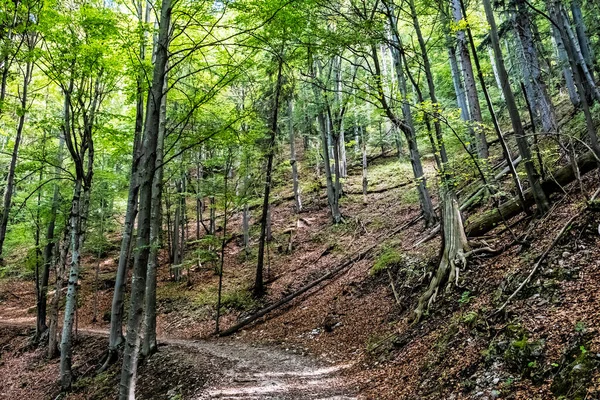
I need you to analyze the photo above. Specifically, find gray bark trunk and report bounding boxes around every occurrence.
[385,6,436,226]
[107,0,148,358]
[488,48,504,99]
[571,0,594,78]
[119,0,171,396]
[39,136,64,337]
[551,22,580,106]
[483,0,550,213]
[560,8,600,102]
[288,99,302,212]
[254,58,283,298]
[0,59,31,259]
[514,0,558,134]
[361,127,368,204]
[47,223,70,359]
[141,77,166,357]
[451,0,488,159]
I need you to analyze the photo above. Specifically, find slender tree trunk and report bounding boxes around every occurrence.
[39,137,64,337]
[47,224,70,359]
[361,127,368,204]
[451,0,488,159]
[447,34,470,121]
[215,155,232,333]
[548,0,600,160]
[318,111,341,222]
[59,179,85,389]
[288,99,302,212]
[458,0,526,209]
[483,0,550,213]
[119,0,171,396]
[551,21,580,106]
[0,59,32,260]
[560,8,600,103]
[514,0,558,134]
[254,58,283,298]
[172,178,182,280]
[571,0,594,78]
[382,11,437,225]
[488,48,504,99]
[107,0,148,359]
[141,86,165,357]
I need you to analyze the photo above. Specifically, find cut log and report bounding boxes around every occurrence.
[465,151,597,237]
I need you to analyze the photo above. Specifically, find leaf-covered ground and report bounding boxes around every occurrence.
[2,106,600,398]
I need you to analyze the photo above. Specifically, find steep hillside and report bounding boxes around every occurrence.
[3,118,600,399]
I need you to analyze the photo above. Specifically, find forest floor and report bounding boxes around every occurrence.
[2,101,600,399]
[0,321,355,399]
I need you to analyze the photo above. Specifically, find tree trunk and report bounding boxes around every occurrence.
[451,0,488,159]
[466,150,598,236]
[361,126,368,204]
[488,48,505,99]
[0,59,32,260]
[254,58,283,298]
[39,136,64,337]
[119,0,171,396]
[288,99,302,212]
[141,73,166,357]
[551,21,580,106]
[514,0,558,134]
[549,1,600,159]
[560,8,600,103]
[571,0,594,78]
[380,13,437,226]
[457,0,526,210]
[483,0,550,214]
[47,224,70,359]
[172,178,182,280]
[107,0,147,359]
[60,179,89,389]
[414,187,469,322]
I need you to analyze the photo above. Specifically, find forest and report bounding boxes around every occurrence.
[0,0,600,398]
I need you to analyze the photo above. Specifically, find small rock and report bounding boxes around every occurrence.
[491,390,500,399]
[492,377,500,385]
[562,251,572,258]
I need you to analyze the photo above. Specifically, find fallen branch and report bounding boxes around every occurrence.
[495,212,580,314]
[387,269,402,307]
[345,180,411,195]
[219,213,424,337]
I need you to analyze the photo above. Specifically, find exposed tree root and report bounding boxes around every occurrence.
[413,189,469,323]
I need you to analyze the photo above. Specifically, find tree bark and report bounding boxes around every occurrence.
[550,21,580,106]
[254,58,283,298]
[514,0,558,134]
[288,99,302,212]
[141,73,166,357]
[0,59,32,260]
[482,0,550,214]
[451,0,488,159]
[39,136,64,337]
[375,17,437,227]
[119,0,171,396]
[570,0,594,78]
[106,0,147,359]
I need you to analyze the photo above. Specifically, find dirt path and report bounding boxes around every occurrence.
[0,319,356,399]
